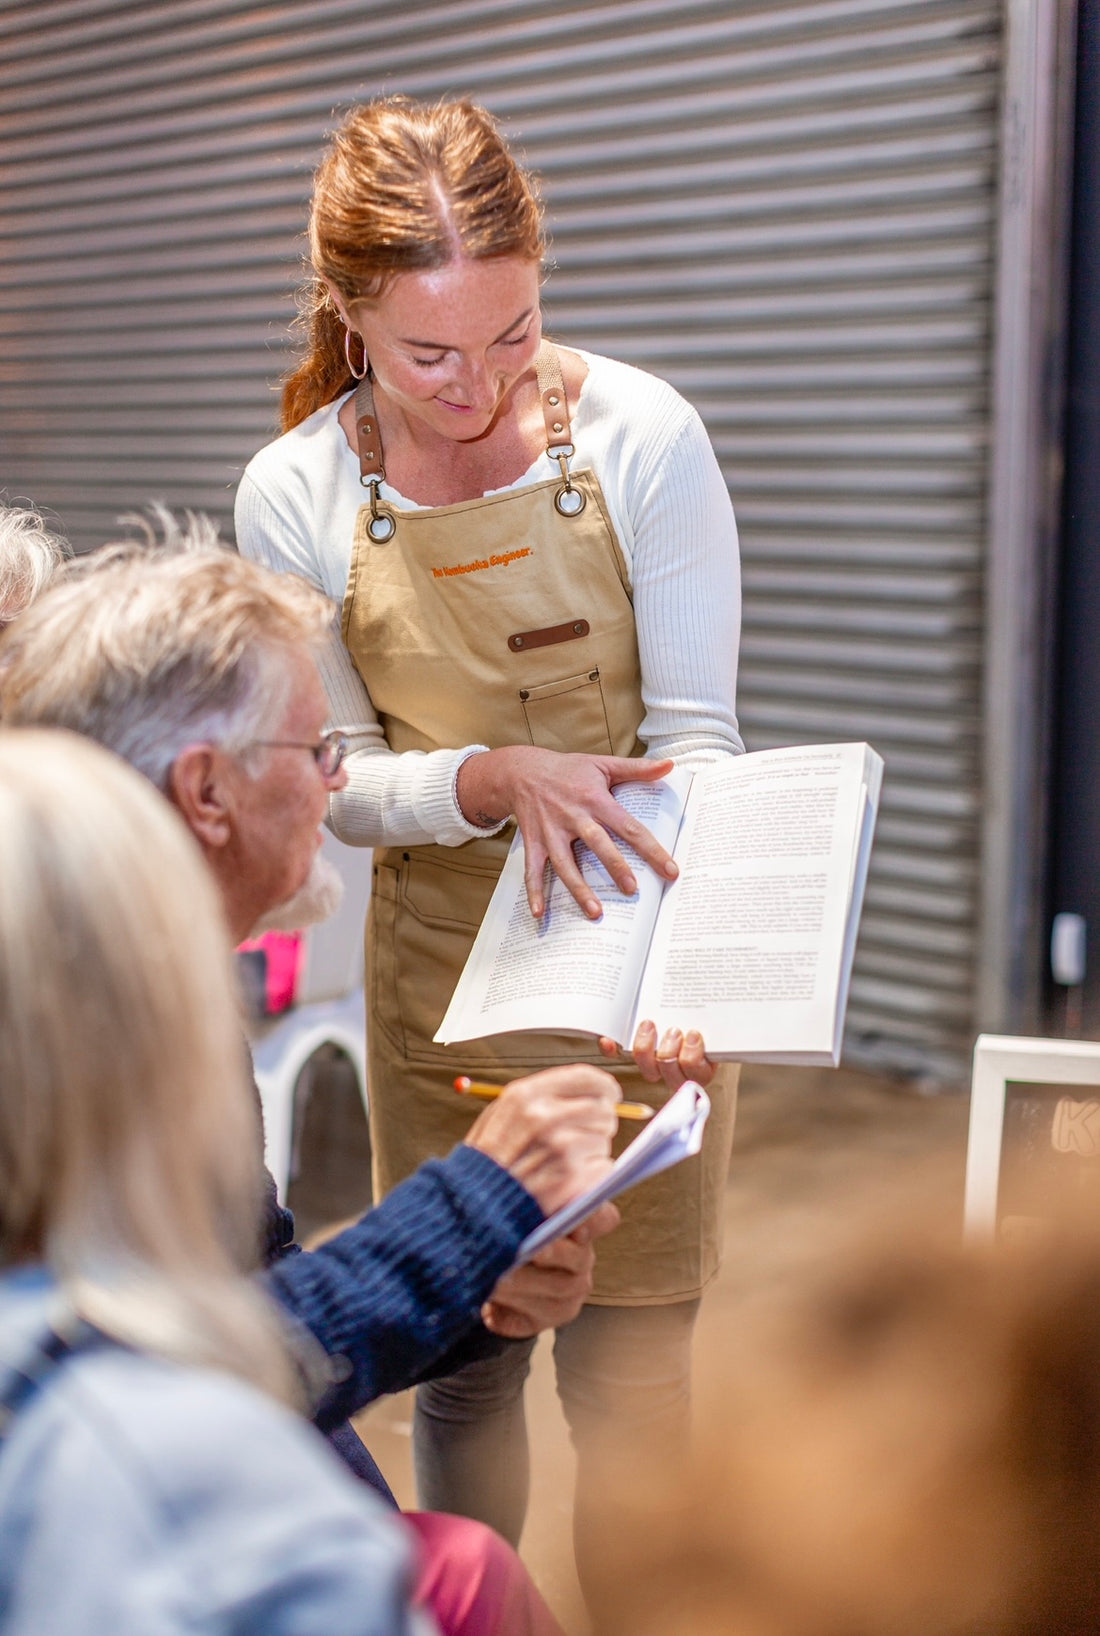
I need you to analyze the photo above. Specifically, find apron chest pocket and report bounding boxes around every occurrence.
[518,668,613,756]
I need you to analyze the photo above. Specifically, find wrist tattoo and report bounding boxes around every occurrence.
[474,809,504,828]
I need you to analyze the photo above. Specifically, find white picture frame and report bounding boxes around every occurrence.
[964,1033,1100,1239]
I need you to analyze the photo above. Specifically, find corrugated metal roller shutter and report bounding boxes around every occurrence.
[0,0,1002,1081]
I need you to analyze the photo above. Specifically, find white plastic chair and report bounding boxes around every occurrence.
[249,830,372,1199]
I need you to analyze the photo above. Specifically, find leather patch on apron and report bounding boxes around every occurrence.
[508,618,590,652]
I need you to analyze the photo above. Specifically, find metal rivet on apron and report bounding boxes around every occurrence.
[519,689,530,701]
[573,622,585,635]
[552,421,564,434]
[547,394,560,406]
[588,670,599,681]
[511,635,524,649]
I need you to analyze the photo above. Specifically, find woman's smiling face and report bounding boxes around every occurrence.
[341,255,543,443]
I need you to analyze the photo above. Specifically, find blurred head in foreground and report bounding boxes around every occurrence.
[589,1192,1100,1636]
[0,499,70,628]
[0,728,291,1395]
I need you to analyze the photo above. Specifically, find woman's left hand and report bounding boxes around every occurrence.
[598,1019,715,1089]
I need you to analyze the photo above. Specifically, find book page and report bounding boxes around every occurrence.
[828,746,884,1048]
[632,743,872,1059]
[435,768,693,1045]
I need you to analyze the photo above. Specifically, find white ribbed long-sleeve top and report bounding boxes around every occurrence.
[234,348,744,849]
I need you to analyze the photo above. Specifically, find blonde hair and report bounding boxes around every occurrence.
[0,499,70,627]
[0,729,296,1399]
[283,96,547,430]
[0,537,335,790]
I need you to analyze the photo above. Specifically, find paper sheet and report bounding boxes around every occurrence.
[513,1081,711,1266]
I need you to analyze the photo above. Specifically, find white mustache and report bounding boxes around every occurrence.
[250,850,346,935]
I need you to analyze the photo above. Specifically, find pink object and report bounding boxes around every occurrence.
[404,1511,565,1636]
[236,931,303,1014]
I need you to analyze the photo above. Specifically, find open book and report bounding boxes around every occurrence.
[436,742,883,1066]
[515,1080,711,1265]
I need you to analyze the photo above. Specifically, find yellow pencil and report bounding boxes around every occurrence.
[454,1075,654,1121]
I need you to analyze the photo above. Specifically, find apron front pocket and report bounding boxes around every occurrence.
[371,840,608,1068]
[375,846,503,1054]
[401,848,501,931]
[518,668,613,755]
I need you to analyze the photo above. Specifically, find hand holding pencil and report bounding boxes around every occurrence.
[456,1076,654,1122]
[460,1063,622,1217]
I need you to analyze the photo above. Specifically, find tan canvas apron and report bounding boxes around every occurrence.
[340,345,738,1303]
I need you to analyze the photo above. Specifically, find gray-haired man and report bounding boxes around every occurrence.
[0,539,620,1519]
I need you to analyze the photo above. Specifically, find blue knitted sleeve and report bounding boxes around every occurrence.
[263,1146,542,1428]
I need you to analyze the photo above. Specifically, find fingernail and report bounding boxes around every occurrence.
[686,1030,702,1045]
[665,860,679,878]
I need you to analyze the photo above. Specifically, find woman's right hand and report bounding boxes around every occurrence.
[455,744,677,918]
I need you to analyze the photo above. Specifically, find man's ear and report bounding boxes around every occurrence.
[167,744,234,853]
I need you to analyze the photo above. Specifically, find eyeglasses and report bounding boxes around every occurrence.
[241,726,353,778]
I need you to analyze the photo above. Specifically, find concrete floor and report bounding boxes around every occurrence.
[346,1061,972,1632]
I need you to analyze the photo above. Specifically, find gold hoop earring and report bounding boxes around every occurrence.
[344,326,367,381]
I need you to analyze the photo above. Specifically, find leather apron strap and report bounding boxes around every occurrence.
[353,341,586,539]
